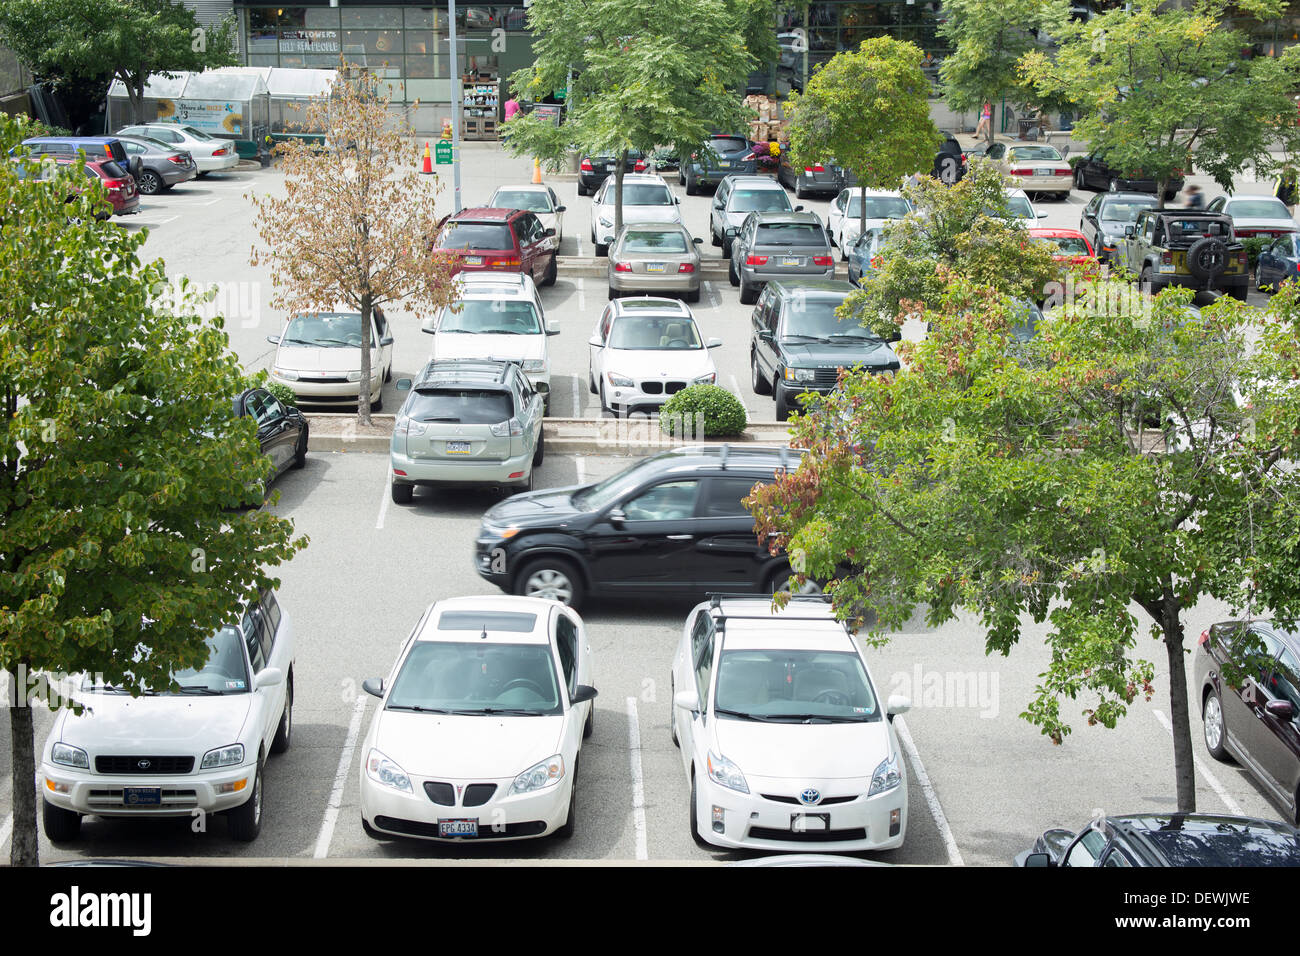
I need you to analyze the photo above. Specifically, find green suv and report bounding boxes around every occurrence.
[1120,209,1249,301]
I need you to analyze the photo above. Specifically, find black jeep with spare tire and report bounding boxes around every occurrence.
[1120,208,1249,302]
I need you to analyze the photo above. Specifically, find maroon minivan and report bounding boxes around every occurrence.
[434,207,558,286]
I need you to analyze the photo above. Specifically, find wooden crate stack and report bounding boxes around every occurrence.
[744,94,785,143]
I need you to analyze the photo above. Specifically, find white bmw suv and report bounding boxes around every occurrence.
[671,594,911,853]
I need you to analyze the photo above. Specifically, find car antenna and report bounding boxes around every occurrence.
[480,625,488,640]
[719,443,729,470]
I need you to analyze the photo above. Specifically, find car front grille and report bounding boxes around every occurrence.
[95,756,194,775]
[424,782,455,805]
[748,825,868,843]
[761,794,857,806]
[86,789,199,808]
[463,784,497,807]
[639,380,687,395]
[813,368,840,388]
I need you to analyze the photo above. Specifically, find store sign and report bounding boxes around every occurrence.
[280,29,340,53]
[157,98,245,136]
[435,141,452,164]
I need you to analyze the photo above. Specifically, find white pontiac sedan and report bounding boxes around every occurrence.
[590,173,682,255]
[671,595,911,853]
[40,590,294,843]
[359,596,597,843]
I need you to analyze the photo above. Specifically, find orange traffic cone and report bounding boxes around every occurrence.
[420,142,433,175]
[531,157,542,184]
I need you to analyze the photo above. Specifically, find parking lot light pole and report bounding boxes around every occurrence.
[446,0,463,213]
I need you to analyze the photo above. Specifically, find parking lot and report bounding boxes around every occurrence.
[0,143,1290,864]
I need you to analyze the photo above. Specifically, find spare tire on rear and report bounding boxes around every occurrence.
[1186,236,1228,280]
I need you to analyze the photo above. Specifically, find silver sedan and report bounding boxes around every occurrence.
[607,223,703,302]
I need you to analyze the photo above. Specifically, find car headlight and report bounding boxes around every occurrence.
[707,752,749,793]
[868,752,901,796]
[509,754,564,795]
[481,522,521,539]
[598,216,613,227]
[522,358,546,373]
[346,370,363,383]
[272,366,299,381]
[51,742,89,770]
[200,744,245,770]
[784,367,816,383]
[693,372,716,385]
[1102,234,1122,248]
[607,371,634,387]
[365,749,413,793]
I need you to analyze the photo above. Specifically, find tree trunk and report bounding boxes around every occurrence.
[614,149,626,239]
[123,72,143,126]
[358,293,373,427]
[1161,595,1197,813]
[9,698,39,866]
[1156,178,1168,210]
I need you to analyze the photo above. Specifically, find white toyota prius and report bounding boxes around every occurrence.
[671,594,911,853]
[359,596,596,843]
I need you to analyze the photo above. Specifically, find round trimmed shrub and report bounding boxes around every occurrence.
[266,381,298,407]
[659,384,747,438]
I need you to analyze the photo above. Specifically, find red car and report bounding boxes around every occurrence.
[434,207,558,286]
[1029,227,1095,266]
[62,157,140,218]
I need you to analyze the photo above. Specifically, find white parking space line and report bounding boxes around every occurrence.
[147,216,178,226]
[1152,709,1244,815]
[626,696,648,861]
[575,456,586,485]
[894,715,964,866]
[375,469,392,530]
[0,812,11,855]
[705,280,721,309]
[314,693,369,859]
[727,374,747,410]
[577,276,585,312]
[569,376,580,417]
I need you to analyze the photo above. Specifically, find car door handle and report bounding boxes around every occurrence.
[666,534,694,540]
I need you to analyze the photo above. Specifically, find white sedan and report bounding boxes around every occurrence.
[359,596,597,843]
[116,123,240,174]
[590,173,682,255]
[40,590,294,843]
[489,184,566,243]
[268,309,393,410]
[826,188,912,256]
[1004,188,1046,228]
[671,594,911,853]
[1206,194,1297,240]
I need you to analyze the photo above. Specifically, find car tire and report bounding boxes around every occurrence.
[577,182,587,197]
[589,368,598,395]
[1229,285,1249,302]
[751,351,771,394]
[556,757,578,839]
[774,384,791,421]
[227,757,263,842]
[711,226,721,247]
[42,799,81,843]
[678,168,685,186]
[670,677,680,747]
[1075,168,1086,191]
[292,427,308,469]
[689,771,710,849]
[599,382,611,415]
[594,242,608,257]
[542,254,558,287]
[686,173,698,196]
[391,481,414,505]
[532,429,545,467]
[1139,267,1157,297]
[739,278,758,306]
[1203,689,1230,762]
[384,364,392,383]
[684,287,701,304]
[271,672,293,754]
[722,239,733,260]
[137,169,162,195]
[795,178,808,200]
[728,256,740,288]
[583,702,594,739]
[515,556,585,608]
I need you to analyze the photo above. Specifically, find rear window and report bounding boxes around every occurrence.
[708,137,748,154]
[731,189,792,213]
[1006,146,1063,163]
[1227,199,1290,220]
[97,160,129,179]
[492,189,552,212]
[755,222,827,246]
[1037,235,1091,255]
[437,610,537,632]
[618,184,674,205]
[406,388,513,424]
[847,196,911,220]
[1165,219,1232,239]
[622,231,688,253]
[438,221,515,250]
[1100,198,1156,223]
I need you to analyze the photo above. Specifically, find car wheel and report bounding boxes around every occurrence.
[689,771,710,849]
[542,254,558,287]
[751,351,771,394]
[794,178,807,200]
[722,239,733,260]
[768,565,823,597]
[739,278,758,305]
[685,286,701,304]
[583,702,594,739]
[711,226,721,247]
[685,173,698,196]
[599,382,611,415]
[594,242,608,257]
[532,428,545,467]
[774,384,791,421]
[515,556,584,608]
[292,427,308,469]
[678,168,685,186]
[42,799,81,843]
[271,672,293,754]
[556,757,578,839]
[227,757,263,842]
[588,368,598,395]
[577,182,587,197]
[384,364,392,383]
[1075,168,1085,190]
[1229,285,1249,302]
[137,169,162,195]
[1203,689,1230,762]
[1140,267,1157,297]
[728,256,739,288]
[391,481,414,504]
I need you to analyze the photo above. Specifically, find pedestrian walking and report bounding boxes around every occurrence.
[503,97,521,122]
[1274,168,1298,214]
[975,101,993,140]
[1184,184,1204,209]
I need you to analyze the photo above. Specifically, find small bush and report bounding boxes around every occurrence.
[1241,236,1268,273]
[266,381,298,407]
[659,384,747,438]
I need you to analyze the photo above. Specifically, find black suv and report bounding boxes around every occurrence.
[750,279,901,421]
[1121,209,1248,301]
[1017,813,1300,866]
[474,445,806,609]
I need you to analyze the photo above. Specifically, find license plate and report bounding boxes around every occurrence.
[780,256,802,267]
[1158,264,1176,274]
[790,812,829,832]
[606,163,615,171]
[463,256,482,266]
[445,441,471,454]
[439,819,478,837]
[717,161,731,168]
[123,787,161,806]
[645,262,666,273]
[1034,167,1052,176]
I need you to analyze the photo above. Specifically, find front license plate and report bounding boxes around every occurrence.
[463,255,482,266]
[439,819,478,837]
[1034,167,1052,176]
[645,262,666,273]
[445,441,471,454]
[780,256,802,267]
[791,812,830,832]
[123,787,161,806]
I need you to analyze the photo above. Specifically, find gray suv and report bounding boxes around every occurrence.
[710,175,798,257]
[726,211,834,305]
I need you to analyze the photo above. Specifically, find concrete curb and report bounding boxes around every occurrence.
[305,413,791,455]
[557,256,849,281]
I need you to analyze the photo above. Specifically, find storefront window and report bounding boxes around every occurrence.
[248,8,277,53]
[405,53,450,78]
[341,7,403,30]
[342,29,404,58]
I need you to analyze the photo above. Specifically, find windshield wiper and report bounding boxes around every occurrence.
[419,416,460,423]
[826,332,876,341]
[385,704,455,713]
[480,707,548,716]
[715,707,778,721]
[762,713,838,723]
[312,338,357,347]
[281,337,315,346]
[783,334,832,344]
[176,685,223,695]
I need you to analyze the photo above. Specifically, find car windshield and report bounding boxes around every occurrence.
[404,388,513,424]
[1037,235,1091,255]
[1100,199,1156,223]
[714,649,879,722]
[83,627,250,696]
[178,125,215,141]
[572,456,664,511]
[385,641,562,715]
[1227,199,1291,219]
[609,315,702,349]
[493,189,552,212]
[1006,146,1062,163]
[732,189,792,213]
[755,222,827,246]
[439,300,541,334]
[783,299,879,341]
[846,196,910,219]
[613,184,674,205]
[438,221,514,250]
[1005,196,1034,219]
[708,137,748,154]
[282,313,373,348]
[621,230,689,254]
[853,229,884,252]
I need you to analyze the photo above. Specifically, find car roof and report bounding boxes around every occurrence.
[634,444,806,478]
[704,596,854,652]
[1099,192,1157,203]
[416,596,555,646]
[1109,813,1300,865]
[1029,228,1087,238]
[454,273,536,298]
[612,296,692,316]
[751,210,824,225]
[728,176,783,188]
[841,187,905,197]
[24,136,121,145]
[449,207,520,222]
[413,358,518,388]
[607,173,668,185]
[616,221,689,233]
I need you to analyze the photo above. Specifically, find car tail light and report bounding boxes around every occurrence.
[746,255,768,265]
[1239,252,1248,266]
[1009,168,1032,176]
[812,255,832,266]
[167,154,187,164]
[393,469,408,477]
[490,257,522,268]
[614,261,632,272]
[1198,629,1210,646]
[804,166,814,173]
[1162,250,1172,266]
[1055,168,1071,176]
[580,159,593,171]
[489,418,524,437]
[633,159,647,171]
[102,178,128,192]
[212,147,229,156]
[678,263,695,273]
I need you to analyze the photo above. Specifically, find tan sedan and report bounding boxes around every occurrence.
[985,142,1072,201]
[607,222,704,302]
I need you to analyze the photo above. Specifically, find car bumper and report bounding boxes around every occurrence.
[271,373,380,404]
[695,774,907,852]
[160,166,198,187]
[391,447,533,487]
[1010,175,1071,194]
[1149,273,1249,293]
[742,265,836,286]
[41,762,257,817]
[692,163,757,184]
[361,772,571,842]
[112,196,140,216]
[608,270,701,293]
[474,537,515,588]
[196,152,240,173]
[795,172,845,194]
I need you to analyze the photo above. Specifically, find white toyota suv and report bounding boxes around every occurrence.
[671,594,911,853]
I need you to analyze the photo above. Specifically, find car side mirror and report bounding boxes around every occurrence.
[673,688,701,713]
[546,319,560,335]
[362,677,384,698]
[266,334,281,345]
[255,667,284,690]
[588,335,603,348]
[692,237,703,244]
[706,337,722,348]
[1022,853,1054,868]
[544,227,556,237]
[795,205,804,212]
[725,227,738,237]
[421,317,437,335]
[886,695,911,722]
[1037,211,1047,219]
[1266,699,1295,720]
[379,335,394,346]
[758,329,774,342]
[396,378,412,391]
[886,330,902,343]
[607,507,626,527]
[674,196,681,204]
[571,684,598,705]
[555,205,566,212]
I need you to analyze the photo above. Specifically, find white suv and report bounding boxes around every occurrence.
[590,173,682,256]
[422,272,559,412]
[670,594,912,853]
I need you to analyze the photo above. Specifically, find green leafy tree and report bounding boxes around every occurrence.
[503,0,762,239]
[748,270,1300,813]
[1021,0,1300,206]
[0,115,305,866]
[839,159,1059,338]
[0,0,238,124]
[785,37,940,244]
[939,0,1069,145]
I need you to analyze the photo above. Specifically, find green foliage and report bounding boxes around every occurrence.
[1021,0,1300,204]
[1241,236,1268,272]
[660,384,748,437]
[785,37,940,194]
[265,381,298,408]
[839,159,1060,337]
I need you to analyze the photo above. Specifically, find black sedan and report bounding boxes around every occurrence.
[114,134,198,195]
[1017,813,1300,866]
[235,387,308,488]
[474,445,808,609]
[1256,233,1300,293]
[1072,150,1183,201]
[577,151,646,196]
